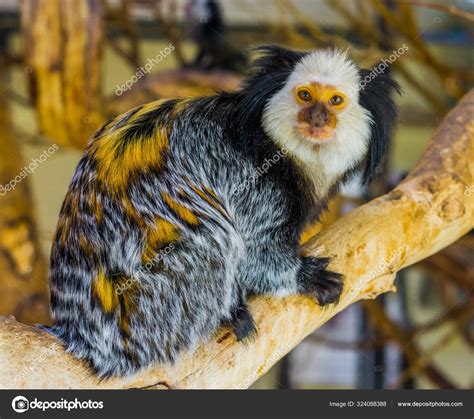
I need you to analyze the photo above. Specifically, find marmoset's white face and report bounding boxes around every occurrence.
[262,49,373,190]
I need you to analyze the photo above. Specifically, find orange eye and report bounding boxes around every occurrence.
[329,95,344,106]
[297,89,312,102]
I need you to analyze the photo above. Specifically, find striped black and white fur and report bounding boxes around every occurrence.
[46,45,399,378]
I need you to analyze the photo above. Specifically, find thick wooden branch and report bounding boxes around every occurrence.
[20,0,104,148]
[0,90,472,389]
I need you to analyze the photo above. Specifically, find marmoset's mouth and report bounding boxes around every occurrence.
[297,123,335,142]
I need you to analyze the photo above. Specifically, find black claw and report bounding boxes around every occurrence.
[298,256,344,306]
[226,290,257,342]
[313,271,343,305]
[233,307,257,342]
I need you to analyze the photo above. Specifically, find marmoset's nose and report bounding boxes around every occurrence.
[310,102,330,127]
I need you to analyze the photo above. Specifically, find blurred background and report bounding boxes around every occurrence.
[0,0,472,389]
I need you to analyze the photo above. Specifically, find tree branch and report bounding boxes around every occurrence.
[0,90,473,389]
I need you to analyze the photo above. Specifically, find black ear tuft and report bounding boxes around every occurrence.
[236,45,306,137]
[358,64,401,184]
[249,45,307,77]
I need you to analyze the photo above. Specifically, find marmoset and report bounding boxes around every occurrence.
[47,45,399,378]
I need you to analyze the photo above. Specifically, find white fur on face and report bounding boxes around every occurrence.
[262,49,372,198]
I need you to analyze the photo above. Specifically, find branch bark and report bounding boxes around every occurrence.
[0,90,473,389]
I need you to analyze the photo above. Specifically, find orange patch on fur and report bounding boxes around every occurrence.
[142,217,180,263]
[162,193,201,225]
[92,270,137,339]
[90,100,171,191]
[92,270,118,314]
